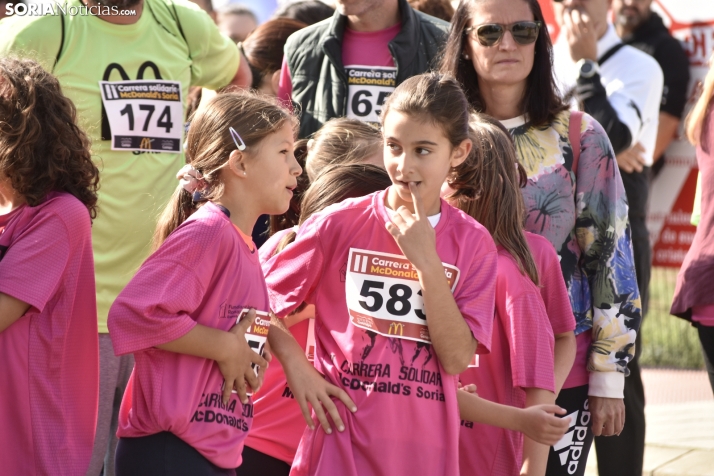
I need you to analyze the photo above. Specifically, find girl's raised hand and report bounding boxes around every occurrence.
[386,182,440,271]
[518,405,570,446]
[218,309,269,405]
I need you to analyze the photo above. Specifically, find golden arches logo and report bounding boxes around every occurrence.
[139,137,152,150]
[388,322,404,336]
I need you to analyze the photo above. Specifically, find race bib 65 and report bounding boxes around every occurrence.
[345,65,396,124]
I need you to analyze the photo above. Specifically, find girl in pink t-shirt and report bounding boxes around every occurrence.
[263,73,499,476]
[240,164,392,476]
[107,92,302,476]
[446,114,576,476]
[0,57,101,475]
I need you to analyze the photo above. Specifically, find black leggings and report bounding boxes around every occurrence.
[697,322,714,395]
[115,432,235,476]
[236,446,291,476]
[545,385,594,476]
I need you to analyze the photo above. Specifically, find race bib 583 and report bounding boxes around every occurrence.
[345,248,460,344]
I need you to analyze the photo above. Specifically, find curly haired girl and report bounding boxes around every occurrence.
[0,57,101,475]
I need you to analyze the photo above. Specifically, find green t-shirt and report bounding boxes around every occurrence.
[0,0,240,332]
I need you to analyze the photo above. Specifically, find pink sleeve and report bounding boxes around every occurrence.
[277,56,293,107]
[540,250,576,335]
[455,247,497,355]
[0,212,70,312]
[506,289,556,392]
[108,259,203,355]
[263,217,324,317]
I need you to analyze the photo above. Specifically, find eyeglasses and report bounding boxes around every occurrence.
[464,21,543,47]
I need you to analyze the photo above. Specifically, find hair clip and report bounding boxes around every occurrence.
[229,127,246,151]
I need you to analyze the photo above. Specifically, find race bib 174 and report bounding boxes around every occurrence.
[99,79,183,152]
[345,65,396,124]
[345,248,460,344]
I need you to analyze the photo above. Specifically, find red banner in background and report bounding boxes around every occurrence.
[538,0,714,268]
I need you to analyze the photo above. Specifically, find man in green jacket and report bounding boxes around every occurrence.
[277,0,449,139]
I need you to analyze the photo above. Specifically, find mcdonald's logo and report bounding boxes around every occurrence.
[388,322,404,336]
[139,137,153,150]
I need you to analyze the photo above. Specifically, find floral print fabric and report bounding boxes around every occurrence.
[508,110,642,376]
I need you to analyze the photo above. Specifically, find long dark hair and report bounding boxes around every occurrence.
[242,18,307,90]
[448,113,539,284]
[0,57,100,219]
[439,0,567,127]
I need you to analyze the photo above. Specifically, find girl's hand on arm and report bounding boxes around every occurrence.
[517,404,570,446]
[521,388,558,476]
[268,314,357,434]
[386,182,476,374]
[156,309,268,406]
[0,292,31,333]
[457,389,567,446]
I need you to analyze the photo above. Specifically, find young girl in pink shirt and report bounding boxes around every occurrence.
[240,163,392,476]
[0,57,101,475]
[107,92,302,476]
[262,73,498,476]
[446,114,577,476]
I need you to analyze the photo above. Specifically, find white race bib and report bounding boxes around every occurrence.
[99,79,183,152]
[345,248,460,344]
[345,65,396,124]
[306,318,315,363]
[236,309,271,378]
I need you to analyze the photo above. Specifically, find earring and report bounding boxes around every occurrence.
[243,171,247,176]
[463,53,470,60]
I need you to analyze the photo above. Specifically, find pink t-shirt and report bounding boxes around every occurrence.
[264,189,497,476]
[0,192,98,475]
[108,202,269,469]
[245,228,311,464]
[277,23,400,110]
[526,231,587,389]
[525,232,576,335]
[692,305,714,326]
[459,249,555,476]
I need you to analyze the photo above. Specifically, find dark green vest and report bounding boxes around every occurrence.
[284,0,449,138]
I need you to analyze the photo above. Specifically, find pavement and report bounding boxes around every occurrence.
[585,369,714,476]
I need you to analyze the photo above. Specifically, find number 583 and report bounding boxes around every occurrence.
[358,280,426,320]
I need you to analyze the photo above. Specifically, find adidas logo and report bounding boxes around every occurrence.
[552,400,591,474]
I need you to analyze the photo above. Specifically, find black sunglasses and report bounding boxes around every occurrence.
[464,21,543,47]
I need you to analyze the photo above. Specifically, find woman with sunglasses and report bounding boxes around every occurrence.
[440,1,640,476]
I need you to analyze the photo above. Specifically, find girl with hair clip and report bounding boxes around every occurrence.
[262,72,499,476]
[239,163,393,476]
[107,92,302,476]
[445,113,576,476]
[0,57,100,476]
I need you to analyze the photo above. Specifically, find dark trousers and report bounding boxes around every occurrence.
[697,323,714,395]
[236,446,291,476]
[546,385,594,476]
[595,167,650,476]
[115,432,235,476]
